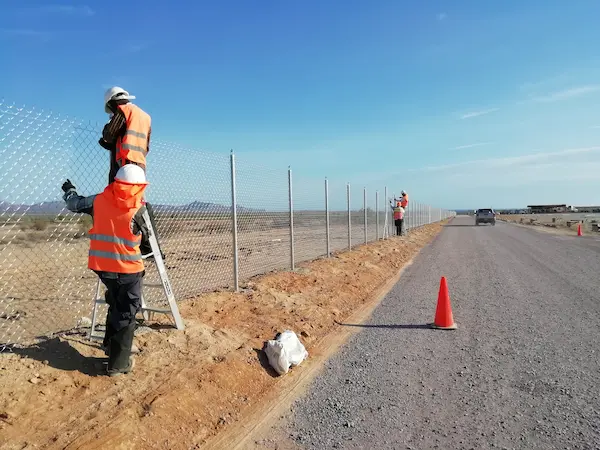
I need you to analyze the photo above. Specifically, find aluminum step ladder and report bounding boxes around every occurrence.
[88,209,184,341]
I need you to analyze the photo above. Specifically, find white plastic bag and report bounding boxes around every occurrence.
[264,330,309,375]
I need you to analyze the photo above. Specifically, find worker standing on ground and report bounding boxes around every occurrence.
[99,86,152,185]
[390,199,404,236]
[399,190,409,235]
[61,164,151,377]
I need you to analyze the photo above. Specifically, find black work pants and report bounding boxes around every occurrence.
[99,271,144,371]
[107,149,146,184]
[395,219,404,236]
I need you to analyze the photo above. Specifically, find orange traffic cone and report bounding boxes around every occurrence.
[431,276,457,330]
[577,223,583,236]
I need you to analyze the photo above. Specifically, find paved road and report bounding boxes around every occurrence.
[283,216,600,449]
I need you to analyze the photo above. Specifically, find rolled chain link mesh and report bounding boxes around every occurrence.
[0,100,456,350]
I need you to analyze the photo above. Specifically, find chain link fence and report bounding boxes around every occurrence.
[0,100,456,350]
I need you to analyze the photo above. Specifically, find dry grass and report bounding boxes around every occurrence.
[498,214,597,234]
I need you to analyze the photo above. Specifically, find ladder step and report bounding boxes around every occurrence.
[144,282,163,288]
[142,307,171,314]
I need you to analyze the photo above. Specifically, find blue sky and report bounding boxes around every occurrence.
[2,1,600,210]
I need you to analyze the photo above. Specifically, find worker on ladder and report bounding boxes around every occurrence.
[61,164,151,377]
[99,86,164,255]
[99,86,151,184]
[400,190,409,210]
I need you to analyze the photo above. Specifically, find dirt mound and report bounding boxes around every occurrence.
[0,223,444,450]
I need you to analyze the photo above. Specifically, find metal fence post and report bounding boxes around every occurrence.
[415,202,418,228]
[363,187,367,244]
[325,177,330,257]
[376,190,379,240]
[428,205,431,224]
[288,166,295,270]
[230,150,239,291]
[347,183,351,250]
[383,186,388,239]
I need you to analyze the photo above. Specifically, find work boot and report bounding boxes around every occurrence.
[107,357,135,377]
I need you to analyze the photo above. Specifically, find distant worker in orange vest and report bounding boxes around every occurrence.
[61,164,151,377]
[98,86,152,185]
[400,190,409,209]
[391,199,404,236]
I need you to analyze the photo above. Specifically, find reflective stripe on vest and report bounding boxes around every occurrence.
[88,250,143,261]
[116,103,151,168]
[89,233,141,248]
[393,207,403,220]
[125,130,147,139]
[88,187,144,274]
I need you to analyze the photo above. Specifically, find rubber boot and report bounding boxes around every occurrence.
[107,322,136,376]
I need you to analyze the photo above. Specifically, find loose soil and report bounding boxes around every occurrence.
[0,222,445,450]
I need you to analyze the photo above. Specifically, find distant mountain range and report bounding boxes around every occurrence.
[0,200,263,215]
[0,200,66,215]
[152,201,262,214]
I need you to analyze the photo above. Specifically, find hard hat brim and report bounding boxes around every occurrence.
[114,178,149,186]
[104,94,136,114]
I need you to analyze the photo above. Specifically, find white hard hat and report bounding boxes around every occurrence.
[104,86,136,113]
[401,190,407,195]
[114,164,148,185]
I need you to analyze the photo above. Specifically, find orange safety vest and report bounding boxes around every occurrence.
[115,103,151,169]
[400,195,409,208]
[393,203,403,220]
[88,183,145,274]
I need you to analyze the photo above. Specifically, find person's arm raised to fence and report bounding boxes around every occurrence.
[99,111,126,150]
[61,179,95,216]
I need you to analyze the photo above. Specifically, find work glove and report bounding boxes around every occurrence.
[98,138,115,151]
[61,179,75,193]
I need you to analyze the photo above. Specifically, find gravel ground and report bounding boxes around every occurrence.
[284,216,600,449]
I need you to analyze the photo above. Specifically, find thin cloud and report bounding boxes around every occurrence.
[412,146,600,173]
[19,5,95,17]
[459,108,499,120]
[451,142,494,150]
[0,29,52,40]
[126,43,149,53]
[437,13,447,21]
[530,85,600,103]
[518,73,572,93]
[101,42,151,59]
[589,125,600,129]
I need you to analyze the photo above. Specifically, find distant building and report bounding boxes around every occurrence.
[527,204,568,214]
[573,206,600,213]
